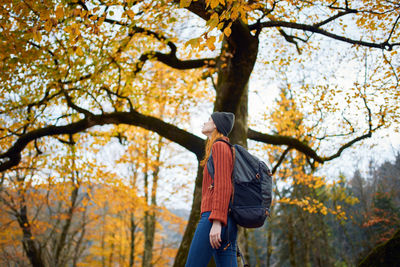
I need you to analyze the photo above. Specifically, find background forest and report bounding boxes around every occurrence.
[1,0,399,266]
[246,151,400,267]
[2,141,399,267]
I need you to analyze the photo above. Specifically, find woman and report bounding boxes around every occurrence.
[185,111,238,267]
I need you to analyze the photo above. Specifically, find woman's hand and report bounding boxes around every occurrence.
[209,220,222,249]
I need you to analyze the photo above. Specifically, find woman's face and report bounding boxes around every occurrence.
[201,116,216,136]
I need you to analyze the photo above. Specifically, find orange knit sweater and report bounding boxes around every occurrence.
[200,136,233,227]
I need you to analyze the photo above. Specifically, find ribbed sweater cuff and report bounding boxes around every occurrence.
[209,209,228,227]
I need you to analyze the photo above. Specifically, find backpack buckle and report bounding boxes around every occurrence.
[256,173,260,179]
[265,208,271,217]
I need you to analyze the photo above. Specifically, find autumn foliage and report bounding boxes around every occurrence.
[1,0,399,266]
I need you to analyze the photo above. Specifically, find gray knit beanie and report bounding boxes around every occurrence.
[211,112,235,136]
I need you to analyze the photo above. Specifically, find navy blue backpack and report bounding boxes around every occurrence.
[207,139,273,228]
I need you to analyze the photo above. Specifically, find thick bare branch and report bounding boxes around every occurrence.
[140,51,215,70]
[0,111,384,174]
[0,111,204,173]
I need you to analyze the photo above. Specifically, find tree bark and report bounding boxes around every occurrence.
[54,184,79,266]
[266,205,274,267]
[173,162,203,267]
[173,21,258,264]
[129,213,136,267]
[287,214,296,267]
[143,137,162,267]
[142,142,152,267]
[17,205,45,267]
[249,229,261,267]
[108,233,115,267]
[129,159,139,267]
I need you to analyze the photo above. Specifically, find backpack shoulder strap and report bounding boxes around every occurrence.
[209,138,234,169]
[207,139,236,214]
[208,138,235,185]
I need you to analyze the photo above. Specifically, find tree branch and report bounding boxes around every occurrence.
[313,9,357,28]
[248,129,323,162]
[60,86,94,117]
[248,127,378,164]
[141,51,216,70]
[73,1,216,73]
[271,146,292,174]
[276,28,303,54]
[385,12,400,47]
[0,111,204,172]
[0,111,384,173]
[249,20,399,50]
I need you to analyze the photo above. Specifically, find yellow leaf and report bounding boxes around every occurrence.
[206,36,216,51]
[126,9,134,19]
[73,8,81,17]
[210,0,220,9]
[217,22,224,30]
[32,27,42,43]
[76,47,84,56]
[44,20,52,32]
[185,37,201,48]
[206,13,219,29]
[98,17,105,25]
[223,26,231,37]
[180,0,192,8]
[55,6,64,20]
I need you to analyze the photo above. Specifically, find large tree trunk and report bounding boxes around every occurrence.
[215,32,256,267]
[173,21,258,266]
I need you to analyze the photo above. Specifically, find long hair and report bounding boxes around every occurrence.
[200,129,225,167]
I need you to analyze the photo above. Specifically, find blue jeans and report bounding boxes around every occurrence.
[185,211,238,267]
